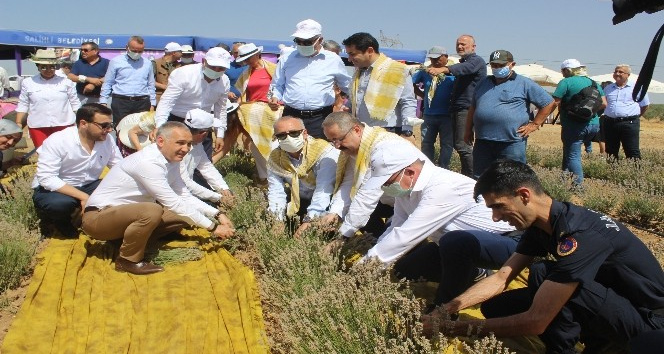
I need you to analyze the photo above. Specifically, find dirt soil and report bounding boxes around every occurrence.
[1,120,663,349]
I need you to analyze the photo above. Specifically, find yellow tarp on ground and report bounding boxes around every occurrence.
[2,232,269,354]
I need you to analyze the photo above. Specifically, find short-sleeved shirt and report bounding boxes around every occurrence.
[553,76,605,125]
[71,57,110,96]
[412,70,455,115]
[516,200,664,310]
[473,73,553,142]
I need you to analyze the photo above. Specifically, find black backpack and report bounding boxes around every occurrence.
[564,78,603,122]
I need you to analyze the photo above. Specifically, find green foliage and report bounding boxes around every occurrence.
[580,180,619,215]
[532,166,573,202]
[642,104,664,121]
[618,193,663,228]
[0,220,39,291]
[0,170,40,230]
[215,149,258,179]
[147,247,203,266]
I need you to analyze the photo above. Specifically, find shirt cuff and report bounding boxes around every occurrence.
[339,222,357,238]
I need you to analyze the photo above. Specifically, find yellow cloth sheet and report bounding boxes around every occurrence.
[236,102,282,161]
[2,231,268,354]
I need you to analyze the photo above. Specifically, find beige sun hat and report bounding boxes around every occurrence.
[117,111,154,149]
[29,49,60,64]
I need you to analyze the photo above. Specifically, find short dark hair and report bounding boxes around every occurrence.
[59,61,73,69]
[473,160,546,202]
[322,40,341,54]
[342,32,379,53]
[76,103,112,125]
[128,36,144,45]
[81,41,99,51]
[215,43,230,51]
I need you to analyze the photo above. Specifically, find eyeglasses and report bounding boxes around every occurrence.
[80,48,94,52]
[293,37,319,46]
[274,129,303,140]
[328,127,354,146]
[90,121,114,130]
[38,65,56,71]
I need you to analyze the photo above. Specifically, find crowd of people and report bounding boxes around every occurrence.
[0,18,662,352]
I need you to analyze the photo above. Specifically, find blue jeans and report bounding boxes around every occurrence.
[561,122,599,185]
[472,139,527,180]
[420,114,453,168]
[392,229,519,305]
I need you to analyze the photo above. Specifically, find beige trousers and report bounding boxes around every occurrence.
[82,202,190,262]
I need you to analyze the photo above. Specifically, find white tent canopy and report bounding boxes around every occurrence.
[512,64,564,87]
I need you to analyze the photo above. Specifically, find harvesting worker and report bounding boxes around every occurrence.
[32,103,123,237]
[266,116,339,234]
[424,160,664,353]
[0,120,24,175]
[83,122,235,275]
[359,139,516,307]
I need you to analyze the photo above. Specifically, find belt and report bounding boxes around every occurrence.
[607,115,639,122]
[284,105,333,118]
[84,206,100,213]
[111,94,150,101]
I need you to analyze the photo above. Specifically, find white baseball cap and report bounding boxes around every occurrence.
[292,19,322,39]
[184,108,222,129]
[181,45,194,54]
[165,42,182,53]
[561,59,583,70]
[363,141,421,190]
[0,119,22,136]
[204,47,232,68]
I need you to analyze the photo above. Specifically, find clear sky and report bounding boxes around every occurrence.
[3,0,664,100]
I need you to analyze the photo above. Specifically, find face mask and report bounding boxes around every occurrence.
[203,66,223,80]
[278,134,305,153]
[181,57,194,64]
[380,170,413,198]
[296,38,319,57]
[126,50,142,60]
[492,66,511,79]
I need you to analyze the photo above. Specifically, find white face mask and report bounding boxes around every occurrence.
[297,44,316,57]
[181,57,194,64]
[279,134,305,153]
[380,170,413,198]
[126,50,142,60]
[203,66,223,80]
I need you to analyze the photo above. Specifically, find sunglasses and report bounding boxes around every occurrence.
[90,121,114,130]
[274,129,303,140]
[293,37,319,46]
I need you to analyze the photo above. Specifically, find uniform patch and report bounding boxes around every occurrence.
[557,236,577,256]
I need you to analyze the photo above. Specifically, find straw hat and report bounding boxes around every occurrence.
[235,43,263,63]
[117,111,154,149]
[29,49,60,64]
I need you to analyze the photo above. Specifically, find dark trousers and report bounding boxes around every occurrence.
[33,179,102,226]
[481,260,664,354]
[110,97,151,125]
[393,229,518,305]
[283,105,333,140]
[360,201,393,237]
[604,117,641,159]
[450,109,474,177]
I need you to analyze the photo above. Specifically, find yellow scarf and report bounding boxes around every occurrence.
[234,59,277,102]
[351,53,408,121]
[267,137,331,217]
[334,125,401,198]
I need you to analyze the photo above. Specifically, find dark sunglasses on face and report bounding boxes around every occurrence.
[90,121,114,130]
[274,129,303,140]
[293,37,319,46]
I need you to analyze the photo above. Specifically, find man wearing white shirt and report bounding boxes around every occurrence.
[82,122,235,275]
[360,141,517,307]
[266,116,339,231]
[155,47,231,157]
[32,103,123,237]
[180,108,233,203]
[268,19,351,139]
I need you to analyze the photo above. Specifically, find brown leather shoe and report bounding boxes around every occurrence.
[114,256,164,275]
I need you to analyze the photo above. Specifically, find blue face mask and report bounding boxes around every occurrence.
[492,66,511,79]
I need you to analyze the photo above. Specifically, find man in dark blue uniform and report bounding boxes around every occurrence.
[424,160,664,353]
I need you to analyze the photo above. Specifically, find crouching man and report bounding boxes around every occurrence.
[82,122,234,275]
[425,160,664,353]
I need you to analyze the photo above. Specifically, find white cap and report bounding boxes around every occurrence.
[204,47,232,68]
[181,45,194,54]
[184,108,222,129]
[561,59,583,70]
[0,119,22,136]
[165,42,182,53]
[363,141,421,190]
[292,19,322,39]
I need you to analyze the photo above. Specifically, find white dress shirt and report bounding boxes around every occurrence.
[270,49,351,110]
[86,144,218,229]
[32,126,123,190]
[363,162,514,264]
[0,66,9,98]
[267,144,339,219]
[330,139,427,237]
[154,64,228,137]
[16,75,80,128]
[180,143,230,202]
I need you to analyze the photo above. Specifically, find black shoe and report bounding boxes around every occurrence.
[54,222,79,238]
